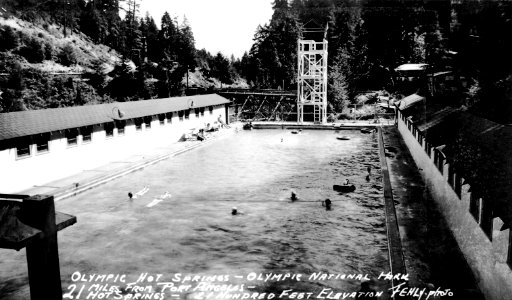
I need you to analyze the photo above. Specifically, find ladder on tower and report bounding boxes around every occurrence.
[314,105,321,124]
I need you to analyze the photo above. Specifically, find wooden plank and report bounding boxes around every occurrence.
[55,211,77,231]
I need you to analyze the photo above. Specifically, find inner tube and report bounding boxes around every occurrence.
[336,136,350,140]
[243,124,253,130]
[291,131,299,134]
[333,184,356,192]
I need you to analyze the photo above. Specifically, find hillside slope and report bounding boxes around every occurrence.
[0,16,121,74]
[0,15,248,112]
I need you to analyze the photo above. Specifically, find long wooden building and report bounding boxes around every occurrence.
[0,94,230,193]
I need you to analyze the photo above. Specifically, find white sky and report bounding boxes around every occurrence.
[137,0,274,59]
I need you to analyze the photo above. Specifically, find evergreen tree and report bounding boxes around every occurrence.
[178,16,197,71]
[140,13,159,62]
[0,26,20,51]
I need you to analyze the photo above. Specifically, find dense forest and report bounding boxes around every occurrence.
[1,0,512,123]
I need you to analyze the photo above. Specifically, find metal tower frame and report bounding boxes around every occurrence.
[297,39,328,124]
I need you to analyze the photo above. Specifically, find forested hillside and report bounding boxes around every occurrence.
[1,0,512,124]
[243,0,512,123]
[0,0,246,112]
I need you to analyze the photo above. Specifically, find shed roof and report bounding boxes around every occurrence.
[0,94,230,141]
[394,63,428,72]
[398,93,425,110]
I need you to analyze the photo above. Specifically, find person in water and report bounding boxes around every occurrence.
[231,207,238,215]
[128,192,133,199]
[291,192,297,202]
[367,165,372,175]
[322,198,332,210]
[365,174,370,182]
[344,179,350,185]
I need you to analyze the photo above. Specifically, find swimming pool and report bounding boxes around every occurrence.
[0,129,389,299]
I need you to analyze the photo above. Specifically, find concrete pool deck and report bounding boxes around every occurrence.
[20,125,242,201]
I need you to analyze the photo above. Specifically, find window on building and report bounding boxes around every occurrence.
[178,111,184,121]
[159,114,166,125]
[200,107,205,116]
[209,106,213,115]
[35,134,49,153]
[185,109,190,120]
[16,137,32,158]
[116,120,126,135]
[135,118,143,131]
[144,116,152,129]
[81,126,93,143]
[105,122,114,138]
[66,128,79,146]
[194,108,200,118]
[166,112,173,123]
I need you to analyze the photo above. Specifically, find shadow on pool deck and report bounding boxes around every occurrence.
[382,126,484,299]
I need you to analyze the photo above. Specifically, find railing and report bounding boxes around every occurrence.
[397,109,495,242]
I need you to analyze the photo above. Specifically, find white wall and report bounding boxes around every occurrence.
[397,110,512,300]
[0,105,227,194]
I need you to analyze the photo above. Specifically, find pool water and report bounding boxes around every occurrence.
[0,129,389,299]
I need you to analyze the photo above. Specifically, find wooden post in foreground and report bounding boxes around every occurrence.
[0,193,76,300]
[21,195,63,300]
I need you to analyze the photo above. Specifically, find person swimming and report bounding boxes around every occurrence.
[291,192,297,202]
[231,207,238,215]
[322,198,332,210]
[128,192,133,199]
[344,179,350,185]
[366,174,370,182]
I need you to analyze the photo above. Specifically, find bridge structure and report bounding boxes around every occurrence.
[217,88,298,122]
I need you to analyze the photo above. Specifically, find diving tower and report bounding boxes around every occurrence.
[297,22,328,124]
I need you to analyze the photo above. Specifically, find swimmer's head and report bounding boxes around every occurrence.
[231,207,238,215]
[128,192,133,199]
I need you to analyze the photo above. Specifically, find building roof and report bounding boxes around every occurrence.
[0,94,230,141]
[394,63,428,72]
[397,93,425,110]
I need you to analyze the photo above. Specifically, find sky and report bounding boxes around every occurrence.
[137,0,275,59]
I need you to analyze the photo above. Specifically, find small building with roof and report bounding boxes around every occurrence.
[395,96,512,299]
[0,94,230,193]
